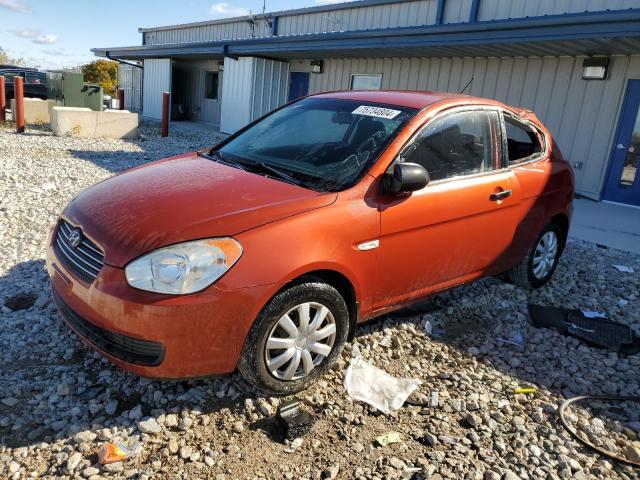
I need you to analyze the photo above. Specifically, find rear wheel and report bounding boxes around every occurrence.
[237,282,349,395]
[508,223,563,289]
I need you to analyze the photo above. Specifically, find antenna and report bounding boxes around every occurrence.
[262,0,273,29]
[460,75,474,94]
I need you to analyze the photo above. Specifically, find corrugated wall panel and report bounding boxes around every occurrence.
[142,59,171,119]
[308,55,640,197]
[443,0,473,23]
[220,57,254,133]
[118,64,142,112]
[251,59,289,120]
[278,0,436,36]
[478,0,640,20]
[144,1,438,44]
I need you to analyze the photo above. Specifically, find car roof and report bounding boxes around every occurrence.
[310,90,498,110]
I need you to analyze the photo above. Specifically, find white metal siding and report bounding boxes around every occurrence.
[143,0,438,45]
[478,0,640,21]
[250,58,289,120]
[220,58,255,134]
[278,0,437,36]
[142,59,172,119]
[308,55,640,198]
[118,64,142,112]
[220,57,290,134]
[139,0,640,45]
[443,0,473,23]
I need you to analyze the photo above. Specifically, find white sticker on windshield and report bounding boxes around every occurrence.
[352,105,401,119]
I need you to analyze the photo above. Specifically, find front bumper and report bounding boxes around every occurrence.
[46,243,278,378]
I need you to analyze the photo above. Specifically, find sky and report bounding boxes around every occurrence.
[0,0,351,69]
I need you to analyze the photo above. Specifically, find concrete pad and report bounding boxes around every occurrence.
[569,198,640,254]
[10,98,54,124]
[50,106,138,139]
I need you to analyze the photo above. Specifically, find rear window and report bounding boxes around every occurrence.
[504,116,542,164]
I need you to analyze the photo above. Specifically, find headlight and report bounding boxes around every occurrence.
[125,238,242,294]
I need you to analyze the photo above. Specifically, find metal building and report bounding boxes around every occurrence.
[92,0,640,206]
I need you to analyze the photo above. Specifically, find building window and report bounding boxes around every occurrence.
[350,74,382,91]
[205,71,219,100]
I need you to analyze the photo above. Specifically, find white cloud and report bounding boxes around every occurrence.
[32,34,58,44]
[209,2,249,18]
[0,0,29,13]
[10,28,40,38]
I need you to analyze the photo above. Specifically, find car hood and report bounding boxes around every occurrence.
[63,153,336,268]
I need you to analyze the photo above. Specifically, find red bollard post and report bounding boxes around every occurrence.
[0,76,5,123]
[118,88,125,110]
[161,91,170,137]
[14,76,25,133]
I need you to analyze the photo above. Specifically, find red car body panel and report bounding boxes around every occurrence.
[46,91,574,378]
[64,154,336,268]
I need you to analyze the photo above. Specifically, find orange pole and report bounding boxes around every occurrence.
[118,88,125,110]
[14,76,25,133]
[161,91,170,137]
[0,76,5,123]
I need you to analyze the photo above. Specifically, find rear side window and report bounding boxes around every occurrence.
[504,116,542,164]
[403,110,499,181]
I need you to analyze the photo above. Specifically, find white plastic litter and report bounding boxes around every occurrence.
[424,320,433,335]
[612,264,634,273]
[344,356,422,414]
[581,310,606,319]
[430,390,440,408]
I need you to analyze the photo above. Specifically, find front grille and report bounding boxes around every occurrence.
[52,289,165,367]
[54,220,104,283]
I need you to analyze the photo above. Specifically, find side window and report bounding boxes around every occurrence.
[504,116,542,164]
[404,110,498,181]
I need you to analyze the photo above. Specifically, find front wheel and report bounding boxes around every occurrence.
[237,282,349,395]
[508,223,563,289]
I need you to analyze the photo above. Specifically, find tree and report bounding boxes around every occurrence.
[81,59,118,96]
[0,47,26,66]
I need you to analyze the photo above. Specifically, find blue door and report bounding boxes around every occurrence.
[603,80,640,206]
[288,72,309,101]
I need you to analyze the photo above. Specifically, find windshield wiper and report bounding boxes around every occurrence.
[245,161,305,187]
[198,150,248,171]
[200,150,304,187]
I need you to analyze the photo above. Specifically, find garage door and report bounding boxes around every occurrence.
[143,59,171,120]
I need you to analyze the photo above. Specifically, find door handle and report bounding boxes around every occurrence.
[490,189,513,201]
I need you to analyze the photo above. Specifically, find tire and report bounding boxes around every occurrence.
[237,282,349,395]
[508,222,563,289]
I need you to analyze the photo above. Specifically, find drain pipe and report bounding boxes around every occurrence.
[106,52,143,69]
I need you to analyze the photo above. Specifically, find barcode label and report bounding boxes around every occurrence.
[352,105,401,119]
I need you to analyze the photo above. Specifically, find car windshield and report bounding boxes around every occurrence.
[216,98,418,192]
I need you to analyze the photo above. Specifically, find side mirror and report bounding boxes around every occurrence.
[382,162,429,194]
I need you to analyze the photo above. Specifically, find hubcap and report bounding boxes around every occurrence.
[265,302,336,381]
[532,231,559,279]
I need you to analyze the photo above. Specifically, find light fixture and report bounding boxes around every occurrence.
[582,57,609,80]
[310,60,323,74]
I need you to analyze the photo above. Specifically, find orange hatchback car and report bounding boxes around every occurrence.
[47,91,573,394]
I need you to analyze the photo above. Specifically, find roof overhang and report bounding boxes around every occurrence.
[93,9,640,62]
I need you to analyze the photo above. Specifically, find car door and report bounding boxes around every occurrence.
[374,107,523,310]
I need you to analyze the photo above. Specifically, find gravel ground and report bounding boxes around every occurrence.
[1,120,640,480]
